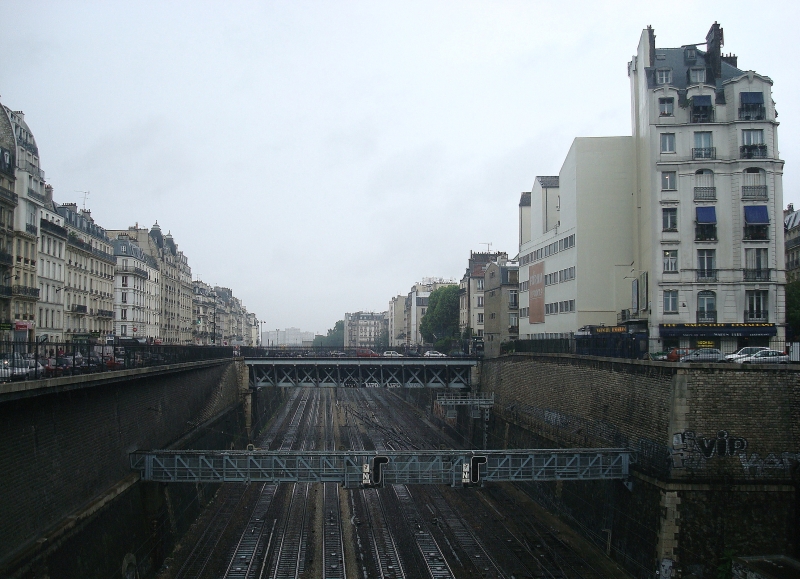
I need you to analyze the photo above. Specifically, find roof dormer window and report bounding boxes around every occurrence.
[685,46,697,61]
[656,69,672,85]
[689,68,706,84]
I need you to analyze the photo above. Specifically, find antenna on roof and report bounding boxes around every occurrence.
[75,190,90,210]
[480,242,492,253]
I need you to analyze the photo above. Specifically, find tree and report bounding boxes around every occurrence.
[313,320,344,348]
[786,280,800,339]
[419,285,459,344]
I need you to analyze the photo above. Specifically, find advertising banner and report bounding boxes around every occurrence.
[529,262,545,324]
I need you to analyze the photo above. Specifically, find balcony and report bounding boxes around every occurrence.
[696,310,717,323]
[743,225,769,241]
[40,219,68,237]
[741,185,767,200]
[0,284,11,297]
[694,187,716,201]
[12,285,40,298]
[745,311,768,323]
[97,309,114,318]
[696,269,718,282]
[743,269,771,282]
[691,109,714,123]
[739,106,766,121]
[27,188,45,204]
[72,304,88,314]
[16,159,44,179]
[0,250,12,266]
[0,185,18,205]
[740,144,767,159]
[116,264,149,278]
[695,224,717,242]
[25,223,38,236]
[692,147,716,160]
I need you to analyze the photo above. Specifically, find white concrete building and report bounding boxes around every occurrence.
[113,235,160,341]
[388,295,406,347]
[519,143,635,339]
[629,23,784,351]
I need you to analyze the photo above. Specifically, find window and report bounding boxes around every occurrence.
[739,92,765,120]
[697,249,716,281]
[121,309,127,320]
[663,250,678,272]
[742,129,764,145]
[477,329,483,337]
[122,276,128,287]
[689,68,706,84]
[509,290,518,308]
[477,313,484,323]
[661,171,677,190]
[693,132,714,159]
[490,313,496,319]
[745,248,769,280]
[745,290,768,322]
[509,313,518,328]
[743,205,769,240]
[662,208,677,231]
[695,206,717,241]
[656,69,672,84]
[697,291,716,322]
[694,169,715,200]
[121,292,127,303]
[477,296,483,307]
[663,290,678,313]
[660,133,676,153]
[658,98,674,116]
[121,325,127,336]
[476,279,484,290]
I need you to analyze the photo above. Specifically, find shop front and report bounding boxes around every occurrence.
[659,323,777,353]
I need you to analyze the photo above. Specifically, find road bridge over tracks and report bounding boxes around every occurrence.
[245,357,478,389]
[130,448,633,487]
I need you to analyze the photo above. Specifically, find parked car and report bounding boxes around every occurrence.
[647,351,670,361]
[355,348,379,358]
[678,348,725,363]
[329,351,347,358]
[724,347,768,362]
[382,351,403,357]
[666,348,694,362]
[733,349,789,364]
[9,358,31,380]
[25,359,45,379]
[423,350,447,358]
[42,358,64,378]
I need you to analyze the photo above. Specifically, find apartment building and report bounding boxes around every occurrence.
[403,278,457,348]
[519,23,785,352]
[58,204,115,342]
[0,108,18,340]
[388,295,406,347]
[630,23,784,351]
[37,199,67,342]
[785,205,800,282]
[344,311,387,350]
[483,260,520,357]
[458,251,508,340]
[113,235,160,341]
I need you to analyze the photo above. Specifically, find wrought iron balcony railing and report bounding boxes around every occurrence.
[744,311,768,323]
[71,304,88,314]
[692,147,716,160]
[739,106,765,121]
[741,185,767,199]
[694,187,716,200]
[696,310,717,323]
[12,285,40,298]
[743,269,771,282]
[691,109,715,123]
[0,185,18,205]
[740,144,767,159]
[25,223,38,236]
[696,269,718,282]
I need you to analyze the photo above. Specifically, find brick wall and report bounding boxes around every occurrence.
[0,361,243,571]
[479,354,800,578]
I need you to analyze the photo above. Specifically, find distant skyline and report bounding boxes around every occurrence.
[1,1,797,334]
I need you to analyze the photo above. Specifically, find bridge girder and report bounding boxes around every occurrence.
[130,448,633,487]
[246,358,477,389]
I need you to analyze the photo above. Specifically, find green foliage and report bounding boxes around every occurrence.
[312,320,344,348]
[716,547,735,579]
[786,280,800,338]
[419,285,459,344]
[374,327,389,352]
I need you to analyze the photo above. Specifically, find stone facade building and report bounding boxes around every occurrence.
[37,198,67,342]
[0,106,18,340]
[113,234,160,341]
[482,260,519,357]
[784,204,800,282]
[403,278,456,348]
[344,311,387,350]
[459,251,507,341]
[57,203,115,341]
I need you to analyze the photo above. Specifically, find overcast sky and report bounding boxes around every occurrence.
[1,1,797,334]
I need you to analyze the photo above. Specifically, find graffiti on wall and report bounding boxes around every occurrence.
[671,430,747,469]
[739,451,800,477]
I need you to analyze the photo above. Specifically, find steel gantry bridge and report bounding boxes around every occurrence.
[245,357,478,389]
[130,449,633,488]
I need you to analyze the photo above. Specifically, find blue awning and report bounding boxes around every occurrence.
[744,205,770,224]
[741,92,764,105]
[696,206,717,223]
[693,95,712,107]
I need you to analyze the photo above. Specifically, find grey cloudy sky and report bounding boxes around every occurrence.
[1,1,797,334]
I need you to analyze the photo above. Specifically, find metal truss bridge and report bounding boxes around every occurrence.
[245,357,478,389]
[130,448,633,488]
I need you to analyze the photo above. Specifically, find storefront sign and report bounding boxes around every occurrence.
[15,321,33,330]
[594,326,628,334]
[659,323,776,338]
